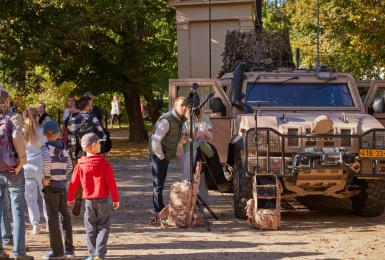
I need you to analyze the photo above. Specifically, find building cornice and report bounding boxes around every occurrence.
[168,0,253,8]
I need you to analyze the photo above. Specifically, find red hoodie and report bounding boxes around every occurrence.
[67,154,119,202]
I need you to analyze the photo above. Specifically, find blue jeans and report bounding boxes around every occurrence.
[0,169,26,256]
[84,199,111,259]
[1,188,13,245]
[150,154,169,213]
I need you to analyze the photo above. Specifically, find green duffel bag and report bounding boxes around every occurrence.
[199,141,214,159]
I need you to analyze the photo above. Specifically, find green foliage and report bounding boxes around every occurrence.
[0,0,176,141]
[284,0,385,79]
[7,68,76,118]
[34,0,176,94]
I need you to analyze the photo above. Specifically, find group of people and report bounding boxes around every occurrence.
[0,87,119,260]
[149,96,213,221]
[0,85,213,258]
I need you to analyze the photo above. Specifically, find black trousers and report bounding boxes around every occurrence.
[43,187,75,256]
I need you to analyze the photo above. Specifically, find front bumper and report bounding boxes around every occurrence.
[244,128,385,177]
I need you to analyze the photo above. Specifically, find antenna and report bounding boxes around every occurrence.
[316,0,320,71]
[208,0,212,78]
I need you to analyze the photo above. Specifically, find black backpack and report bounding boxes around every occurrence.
[75,114,111,156]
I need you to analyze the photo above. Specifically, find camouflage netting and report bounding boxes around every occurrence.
[219,30,295,77]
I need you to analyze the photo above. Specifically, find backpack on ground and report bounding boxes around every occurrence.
[159,162,204,228]
[245,174,282,230]
[0,113,19,172]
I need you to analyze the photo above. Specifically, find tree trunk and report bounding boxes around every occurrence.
[122,89,148,142]
[15,67,26,91]
[142,88,161,126]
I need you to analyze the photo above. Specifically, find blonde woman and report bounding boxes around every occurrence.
[22,107,48,234]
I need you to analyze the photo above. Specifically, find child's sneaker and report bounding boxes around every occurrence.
[84,257,102,260]
[1,240,13,249]
[42,252,65,259]
[64,250,75,258]
[32,225,40,235]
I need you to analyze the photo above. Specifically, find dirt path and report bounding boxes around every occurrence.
[22,155,385,260]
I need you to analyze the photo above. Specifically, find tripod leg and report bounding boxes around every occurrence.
[197,194,218,220]
[196,202,211,231]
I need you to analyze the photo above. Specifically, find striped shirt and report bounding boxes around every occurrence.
[42,140,73,189]
[67,111,106,160]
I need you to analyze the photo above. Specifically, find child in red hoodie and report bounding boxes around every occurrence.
[67,133,119,260]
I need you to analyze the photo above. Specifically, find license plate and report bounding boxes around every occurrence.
[359,149,385,158]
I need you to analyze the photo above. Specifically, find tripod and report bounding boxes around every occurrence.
[185,85,218,231]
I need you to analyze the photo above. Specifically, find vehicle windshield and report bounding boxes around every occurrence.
[245,83,355,107]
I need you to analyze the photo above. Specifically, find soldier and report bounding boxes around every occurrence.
[149,96,187,220]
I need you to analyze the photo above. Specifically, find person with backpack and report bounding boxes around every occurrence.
[22,108,48,235]
[41,120,75,260]
[67,96,107,216]
[0,87,34,260]
[83,92,103,125]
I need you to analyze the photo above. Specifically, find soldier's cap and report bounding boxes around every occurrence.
[81,133,100,149]
[43,120,60,135]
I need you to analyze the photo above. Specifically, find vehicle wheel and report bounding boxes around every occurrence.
[233,154,252,219]
[351,179,385,217]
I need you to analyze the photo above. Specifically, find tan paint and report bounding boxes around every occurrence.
[167,0,254,78]
[169,70,385,200]
[210,118,232,162]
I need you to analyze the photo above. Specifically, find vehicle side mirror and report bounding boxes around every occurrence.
[210,97,226,117]
[372,97,384,113]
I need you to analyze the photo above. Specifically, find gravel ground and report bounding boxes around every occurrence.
[19,156,385,260]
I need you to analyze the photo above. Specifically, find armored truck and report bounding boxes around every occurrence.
[169,62,385,219]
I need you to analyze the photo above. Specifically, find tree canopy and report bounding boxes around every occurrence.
[283,0,385,79]
[0,0,176,142]
[1,0,385,142]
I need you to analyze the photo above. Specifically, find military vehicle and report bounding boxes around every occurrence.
[169,62,385,219]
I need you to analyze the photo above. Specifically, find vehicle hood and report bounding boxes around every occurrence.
[237,112,384,134]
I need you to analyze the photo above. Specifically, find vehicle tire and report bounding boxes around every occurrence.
[233,154,253,219]
[351,179,385,217]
